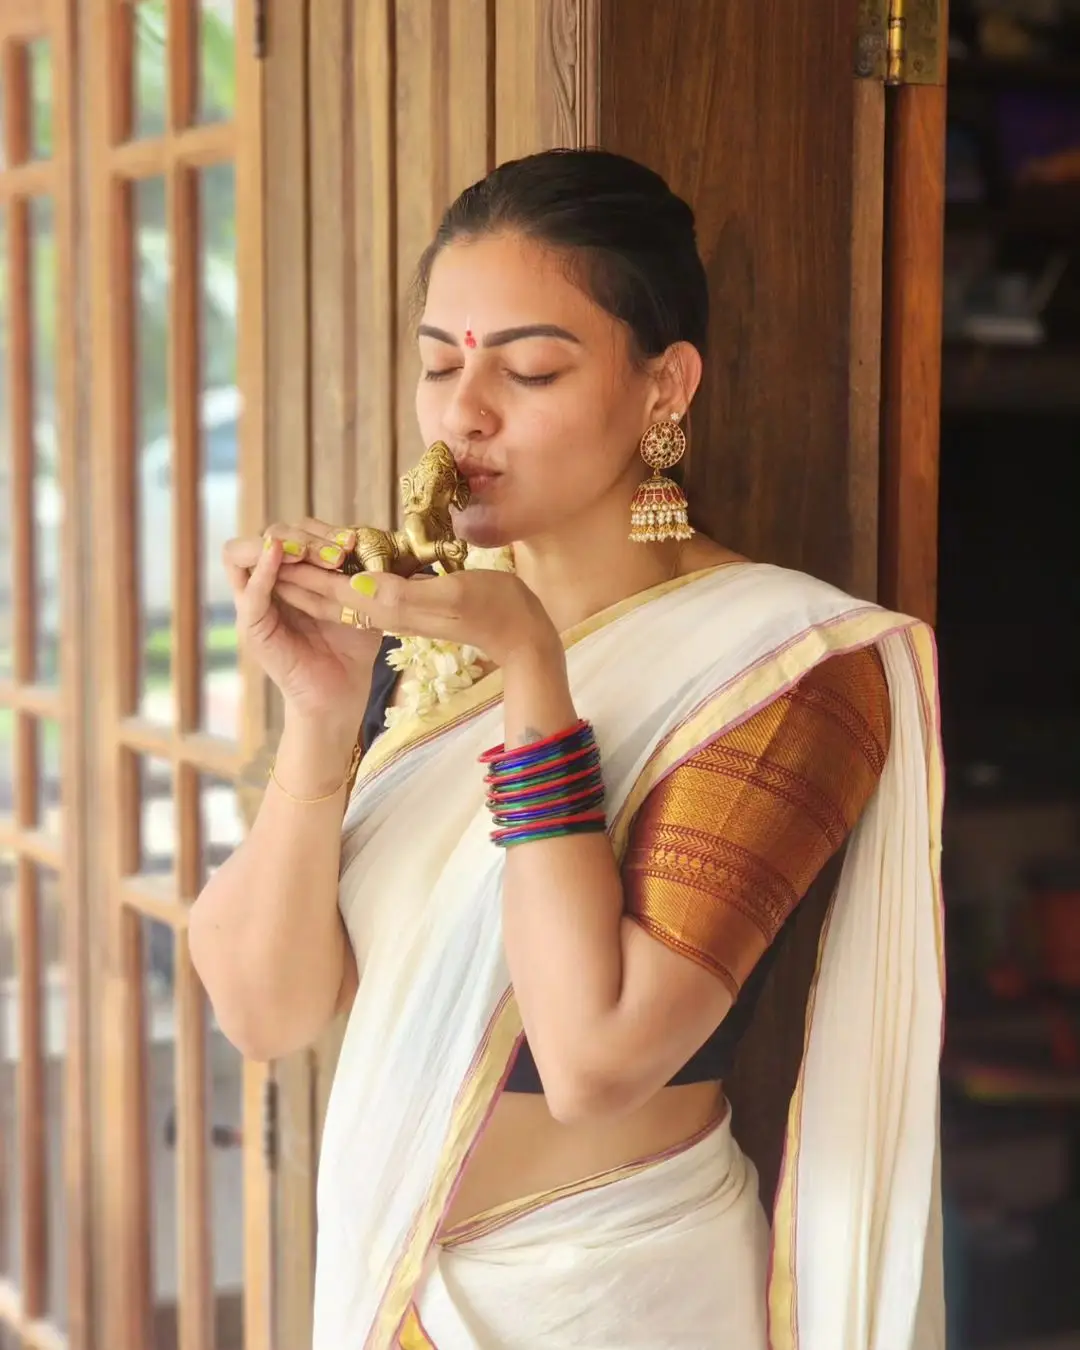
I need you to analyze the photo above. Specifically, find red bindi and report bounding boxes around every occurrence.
[464,329,477,349]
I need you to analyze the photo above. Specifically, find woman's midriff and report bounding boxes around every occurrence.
[441,1080,726,1231]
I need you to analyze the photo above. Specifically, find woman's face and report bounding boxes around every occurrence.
[415,232,683,548]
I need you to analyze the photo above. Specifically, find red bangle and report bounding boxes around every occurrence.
[483,745,598,789]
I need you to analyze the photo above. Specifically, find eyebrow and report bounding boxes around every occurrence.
[418,323,581,348]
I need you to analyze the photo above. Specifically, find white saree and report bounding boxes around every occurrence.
[314,562,946,1350]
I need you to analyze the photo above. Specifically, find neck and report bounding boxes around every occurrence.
[511,504,682,634]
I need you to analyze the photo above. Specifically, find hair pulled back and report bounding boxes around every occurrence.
[416,147,709,360]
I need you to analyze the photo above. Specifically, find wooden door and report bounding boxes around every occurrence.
[596,0,946,1204]
[599,0,944,617]
[85,3,269,1349]
[257,0,947,1343]
[0,1,88,1346]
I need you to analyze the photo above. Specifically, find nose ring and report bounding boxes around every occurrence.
[479,408,488,417]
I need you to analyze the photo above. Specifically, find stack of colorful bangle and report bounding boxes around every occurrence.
[479,719,607,849]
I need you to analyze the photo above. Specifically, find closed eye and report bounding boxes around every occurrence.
[506,371,559,387]
[423,368,559,387]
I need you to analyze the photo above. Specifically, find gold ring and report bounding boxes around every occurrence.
[356,612,373,631]
[339,605,357,626]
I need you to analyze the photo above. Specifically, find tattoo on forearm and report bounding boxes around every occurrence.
[516,726,545,748]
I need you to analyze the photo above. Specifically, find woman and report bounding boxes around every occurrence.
[192,149,945,1349]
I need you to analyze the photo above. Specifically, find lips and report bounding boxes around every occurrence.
[457,462,501,492]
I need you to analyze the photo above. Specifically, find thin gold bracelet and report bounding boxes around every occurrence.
[268,740,363,805]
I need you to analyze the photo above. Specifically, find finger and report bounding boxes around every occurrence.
[241,537,284,632]
[268,561,346,595]
[260,523,341,566]
[339,570,462,642]
[288,520,353,570]
[273,579,353,626]
[225,557,248,603]
[223,533,273,573]
[304,516,357,550]
[222,526,330,572]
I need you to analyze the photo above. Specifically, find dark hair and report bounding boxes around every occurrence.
[415,148,709,359]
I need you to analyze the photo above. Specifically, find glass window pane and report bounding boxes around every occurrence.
[138,756,175,880]
[30,196,59,688]
[197,165,239,741]
[0,208,11,685]
[134,1,168,140]
[207,996,243,1346]
[28,41,52,160]
[134,177,173,724]
[198,0,236,124]
[38,866,65,1327]
[141,916,177,1347]
[200,776,242,884]
[0,852,19,1284]
[0,711,11,820]
[35,716,61,840]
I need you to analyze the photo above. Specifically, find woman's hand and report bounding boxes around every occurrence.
[270,562,561,672]
[223,519,384,724]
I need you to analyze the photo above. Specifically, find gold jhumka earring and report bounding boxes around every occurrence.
[629,412,694,543]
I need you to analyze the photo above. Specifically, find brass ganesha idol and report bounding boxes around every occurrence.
[341,440,471,577]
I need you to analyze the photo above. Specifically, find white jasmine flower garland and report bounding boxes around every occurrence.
[382,546,515,729]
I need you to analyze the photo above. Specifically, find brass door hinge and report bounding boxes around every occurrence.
[254,0,268,59]
[857,0,945,86]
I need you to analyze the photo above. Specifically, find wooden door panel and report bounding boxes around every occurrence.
[85,3,268,1349]
[0,1,87,1345]
[261,4,598,1343]
[600,0,883,598]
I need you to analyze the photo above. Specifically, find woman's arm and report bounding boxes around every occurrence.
[189,709,361,1061]
[500,642,734,1121]
[500,642,890,1123]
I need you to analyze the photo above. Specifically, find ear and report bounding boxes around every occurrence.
[647,341,703,423]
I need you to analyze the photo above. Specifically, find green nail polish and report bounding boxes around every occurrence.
[350,573,377,597]
[319,545,343,564]
[282,540,304,557]
[334,530,353,546]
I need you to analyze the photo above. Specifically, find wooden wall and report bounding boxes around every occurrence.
[267,0,885,593]
[600,0,883,598]
[266,0,599,537]
[261,4,601,1342]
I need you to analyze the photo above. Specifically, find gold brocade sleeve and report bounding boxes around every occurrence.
[622,647,891,997]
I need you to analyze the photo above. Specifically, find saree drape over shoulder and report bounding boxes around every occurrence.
[315,563,946,1350]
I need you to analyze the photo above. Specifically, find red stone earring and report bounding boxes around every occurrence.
[629,413,694,543]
